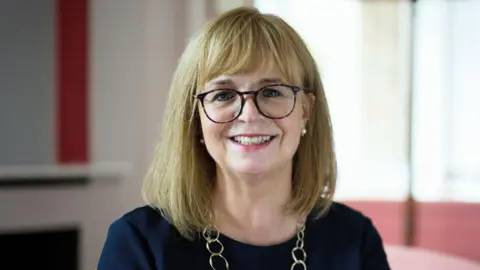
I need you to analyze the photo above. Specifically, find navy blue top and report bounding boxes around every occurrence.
[97,202,391,269]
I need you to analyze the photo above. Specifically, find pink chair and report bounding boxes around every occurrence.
[385,245,480,270]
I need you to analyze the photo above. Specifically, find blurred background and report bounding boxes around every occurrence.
[0,0,478,269]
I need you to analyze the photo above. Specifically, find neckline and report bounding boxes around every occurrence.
[217,229,299,250]
[209,215,312,251]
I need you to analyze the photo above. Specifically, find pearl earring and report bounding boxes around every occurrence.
[301,128,307,137]
[200,138,205,144]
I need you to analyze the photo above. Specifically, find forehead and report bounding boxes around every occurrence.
[205,69,291,89]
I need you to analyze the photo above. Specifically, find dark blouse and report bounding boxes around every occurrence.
[97,202,391,269]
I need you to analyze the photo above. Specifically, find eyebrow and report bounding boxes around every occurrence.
[210,78,233,85]
[258,78,283,84]
[209,77,283,86]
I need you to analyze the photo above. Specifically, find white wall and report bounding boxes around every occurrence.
[88,0,188,268]
[0,1,190,270]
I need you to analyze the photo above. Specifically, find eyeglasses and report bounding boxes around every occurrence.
[193,84,306,123]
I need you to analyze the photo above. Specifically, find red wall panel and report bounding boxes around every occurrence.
[344,201,480,262]
[56,0,89,164]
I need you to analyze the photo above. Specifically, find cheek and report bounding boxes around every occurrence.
[278,108,304,136]
[199,114,228,148]
[276,109,304,153]
[276,123,301,150]
[280,122,301,142]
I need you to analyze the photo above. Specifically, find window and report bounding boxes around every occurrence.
[411,0,480,202]
[255,0,480,202]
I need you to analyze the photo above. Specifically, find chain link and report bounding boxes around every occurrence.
[291,224,307,270]
[203,227,230,270]
[203,224,307,270]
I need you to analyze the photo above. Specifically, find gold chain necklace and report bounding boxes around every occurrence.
[202,224,307,270]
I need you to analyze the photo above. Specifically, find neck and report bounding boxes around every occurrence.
[212,164,299,245]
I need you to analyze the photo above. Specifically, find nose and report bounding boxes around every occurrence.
[237,94,262,122]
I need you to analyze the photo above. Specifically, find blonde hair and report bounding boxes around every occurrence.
[142,6,336,240]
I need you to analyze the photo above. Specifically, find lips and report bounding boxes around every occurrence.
[230,135,275,145]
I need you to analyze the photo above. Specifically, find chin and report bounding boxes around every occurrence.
[227,160,275,176]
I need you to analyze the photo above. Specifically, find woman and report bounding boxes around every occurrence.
[97,6,391,270]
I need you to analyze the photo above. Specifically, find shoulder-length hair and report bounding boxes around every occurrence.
[142,6,336,240]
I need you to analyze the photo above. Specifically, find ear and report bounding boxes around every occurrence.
[301,92,315,126]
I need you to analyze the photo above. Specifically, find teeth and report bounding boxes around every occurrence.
[232,136,273,145]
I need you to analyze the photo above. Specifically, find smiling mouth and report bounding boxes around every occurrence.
[230,136,275,145]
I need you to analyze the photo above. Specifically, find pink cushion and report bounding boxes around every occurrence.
[385,245,480,270]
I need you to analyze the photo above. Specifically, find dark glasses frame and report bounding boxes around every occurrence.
[192,83,309,123]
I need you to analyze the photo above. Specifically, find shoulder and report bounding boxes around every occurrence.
[97,205,177,270]
[310,201,372,234]
[116,205,170,232]
[310,201,384,245]
[308,201,391,269]
[106,205,174,242]
[325,201,368,223]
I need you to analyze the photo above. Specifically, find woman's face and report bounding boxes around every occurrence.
[198,67,313,177]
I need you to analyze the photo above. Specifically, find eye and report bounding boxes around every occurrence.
[210,90,236,102]
[261,87,283,97]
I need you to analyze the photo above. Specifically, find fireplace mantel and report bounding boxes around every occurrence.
[0,163,131,188]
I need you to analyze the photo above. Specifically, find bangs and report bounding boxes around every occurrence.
[196,12,305,90]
